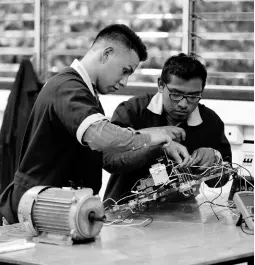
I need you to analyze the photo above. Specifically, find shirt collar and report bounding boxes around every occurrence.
[70,59,96,97]
[147,92,203,126]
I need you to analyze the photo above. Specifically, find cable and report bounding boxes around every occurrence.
[116,193,138,205]
[131,178,146,192]
[103,197,117,205]
[232,162,253,181]
[110,219,149,227]
[200,182,219,220]
[240,223,254,235]
[238,174,254,188]
[104,219,124,226]
[106,157,241,225]
[106,211,154,227]
[193,172,234,217]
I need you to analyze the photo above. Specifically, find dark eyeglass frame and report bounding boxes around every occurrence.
[164,83,202,103]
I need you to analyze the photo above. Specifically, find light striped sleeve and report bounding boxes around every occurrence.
[83,119,151,153]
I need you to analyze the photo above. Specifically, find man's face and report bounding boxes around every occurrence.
[161,75,203,123]
[97,46,140,94]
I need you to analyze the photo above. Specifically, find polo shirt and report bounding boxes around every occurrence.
[103,93,232,204]
[0,66,106,224]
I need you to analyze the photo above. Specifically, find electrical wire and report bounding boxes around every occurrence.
[105,211,153,227]
[103,197,117,205]
[105,158,253,230]
[232,162,253,179]
[131,178,146,192]
[193,169,234,218]
[116,193,138,205]
[240,217,254,235]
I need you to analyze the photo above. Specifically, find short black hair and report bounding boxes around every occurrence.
[161,53,207,90]
[92,24,148,62]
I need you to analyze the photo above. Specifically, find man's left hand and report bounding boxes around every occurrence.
[163,141,192,168]
[190,147,215,169]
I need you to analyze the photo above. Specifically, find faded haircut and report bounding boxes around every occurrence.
[92,24,148,62]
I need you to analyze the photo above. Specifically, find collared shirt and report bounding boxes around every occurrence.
[147,92,203,126]
[146,92,222,162]
[103,92,231,203]
[70,59,150,152]
[71,59,96,97]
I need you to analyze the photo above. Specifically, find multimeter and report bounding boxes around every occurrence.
[233,191,254,231]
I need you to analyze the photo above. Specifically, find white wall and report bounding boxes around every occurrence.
[0,91,253,198]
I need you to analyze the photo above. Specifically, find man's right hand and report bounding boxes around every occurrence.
[163,141,192,168]
[161,126,186,142]
[138,128,172,146]
[139,126,185,143]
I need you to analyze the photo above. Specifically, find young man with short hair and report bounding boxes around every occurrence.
[103,53,232,203]
[0,25,190,224]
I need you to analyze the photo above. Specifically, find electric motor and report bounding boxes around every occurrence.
[18,186,105,245]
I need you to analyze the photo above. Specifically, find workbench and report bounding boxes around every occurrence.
[0,193,253,265]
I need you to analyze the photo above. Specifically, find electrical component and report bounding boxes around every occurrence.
[228,174,254,204]
[241,142,254,177]
[233,191,254,231]
[18,186,105,246]
[108,155,236,214]
[149,163,168,185]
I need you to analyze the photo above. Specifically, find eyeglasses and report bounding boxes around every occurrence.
[168,93,202,103]
[164,84,202,103]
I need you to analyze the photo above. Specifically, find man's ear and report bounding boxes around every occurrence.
[158,78,164,93]
[102,47,114,63]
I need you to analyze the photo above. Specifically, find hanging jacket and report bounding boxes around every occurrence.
[0,59,42,194]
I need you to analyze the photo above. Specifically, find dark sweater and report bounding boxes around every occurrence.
[0,67,104,224]
[103,93,232,203]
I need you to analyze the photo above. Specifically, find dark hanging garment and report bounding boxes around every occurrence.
[0,59,42,194]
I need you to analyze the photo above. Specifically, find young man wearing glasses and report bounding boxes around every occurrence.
[103,53,232,203]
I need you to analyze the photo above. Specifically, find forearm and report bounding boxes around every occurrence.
[103,144,163,174]
[83,120,150,152]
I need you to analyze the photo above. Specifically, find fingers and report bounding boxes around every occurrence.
[141,128,173,146]
[177,127,186,141]
[163,133,173,146]
[199,155,215,169]
[170,150,183,165]
[165,141,192,168]
[164,126,186,142]
[194,148,215,169]
[178,147,192,168]
[190,150,203,166]
[178,156,192,168]
[199,160,211,169]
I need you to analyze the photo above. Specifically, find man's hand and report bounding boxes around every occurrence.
[190,147,215,169]
[139,128,172,146]
[160,126,186,142]
[163,141,192,168]
[139,126,186,143]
